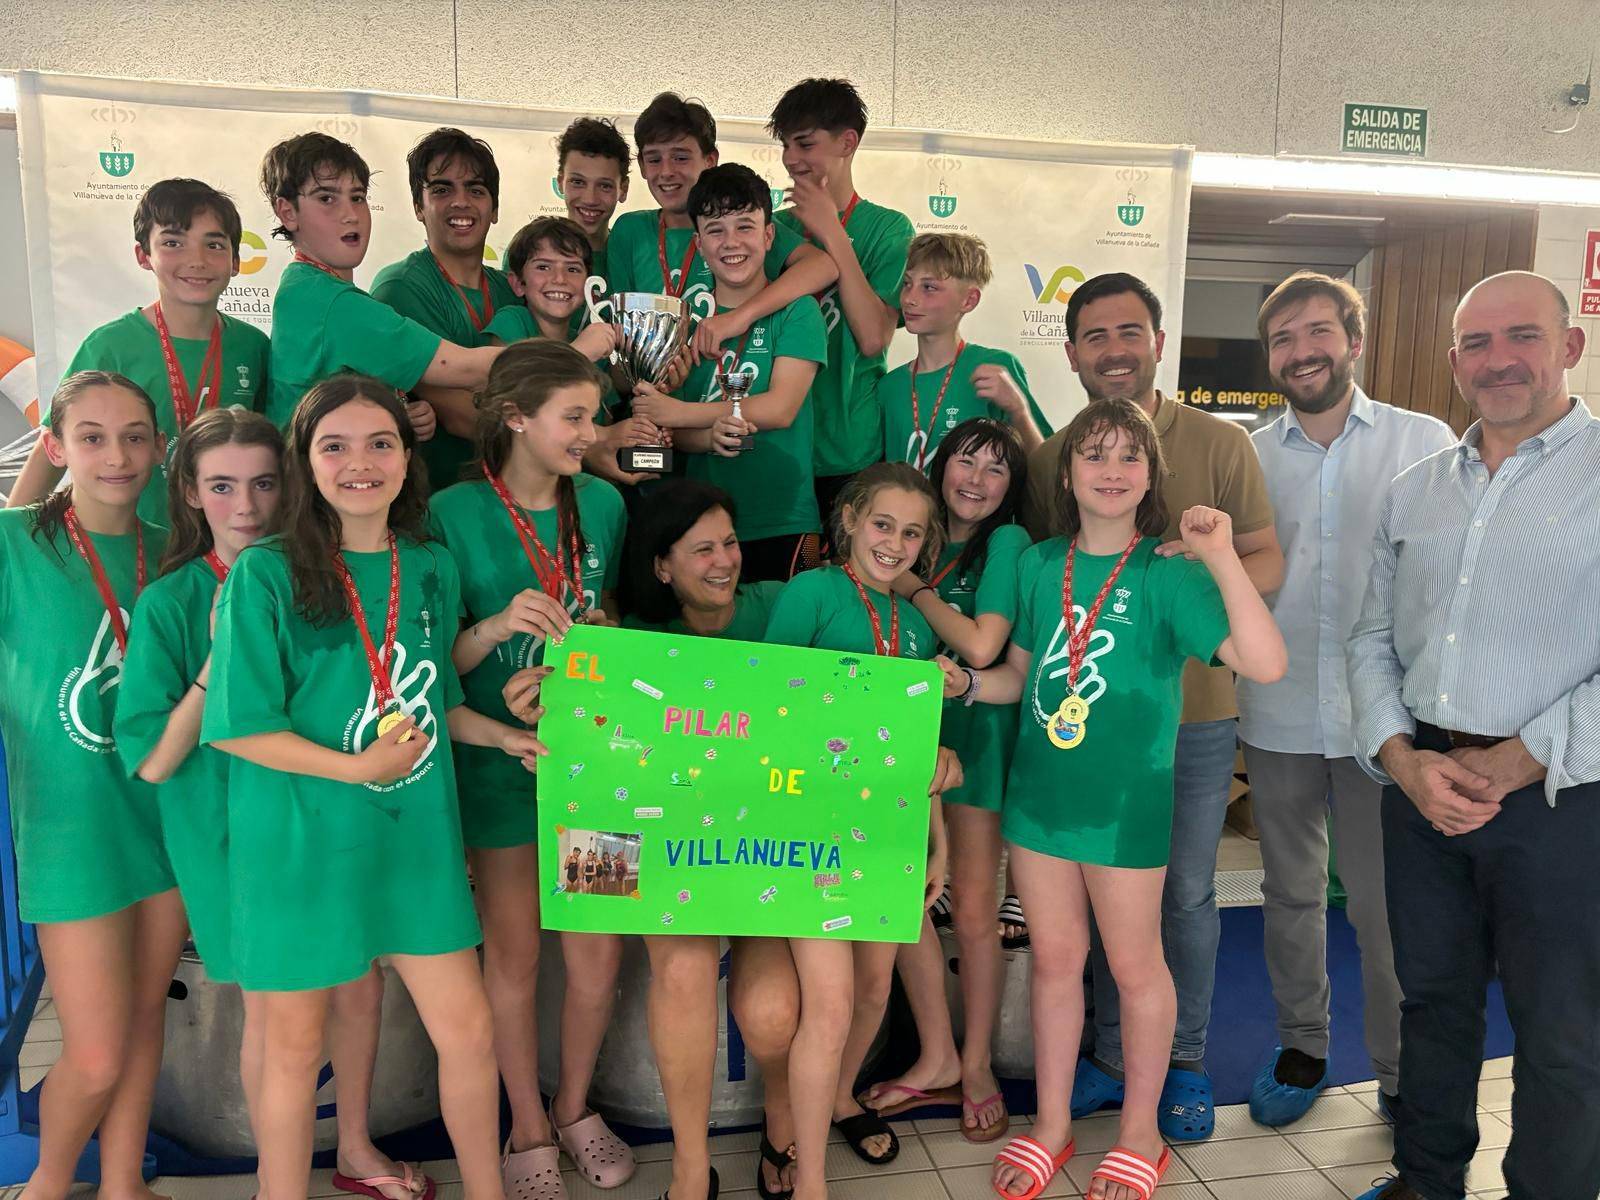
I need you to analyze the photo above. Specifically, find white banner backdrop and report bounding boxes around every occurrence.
[16,70,1191,426]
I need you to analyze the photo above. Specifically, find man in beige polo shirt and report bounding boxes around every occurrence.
[1021,272,1283,1141]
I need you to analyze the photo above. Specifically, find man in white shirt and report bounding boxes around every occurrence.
[1237,272,1454,1127]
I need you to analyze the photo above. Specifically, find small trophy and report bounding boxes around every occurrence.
[584,276,688,473]
[720,364,756,453]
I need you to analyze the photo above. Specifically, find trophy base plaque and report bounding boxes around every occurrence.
[618,446,673,473]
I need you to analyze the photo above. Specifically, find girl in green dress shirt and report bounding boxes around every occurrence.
[617,479,801,1200]
[0,372,180,1200]
[203,375,543,1200]
[764,463,961,1193]
[858,419,1031,1145]
[116,407,441,1200]
[430,340,637,1196]
[952,401,1285,1200]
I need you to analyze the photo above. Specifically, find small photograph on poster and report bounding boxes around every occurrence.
[557,828,642,898]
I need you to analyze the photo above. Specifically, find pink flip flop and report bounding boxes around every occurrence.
[857,1081,963,1118]
[557,1110,637,1188]
[331,1163,436,1200]
[961,1090,1011,1144]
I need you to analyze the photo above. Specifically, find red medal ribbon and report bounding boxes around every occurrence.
[203,550,229,582]
[657,216,700,300]
[152,303,224,429]
[929,555,961,589]
[432,250,495,332]
[1060,533,1141,695]
[909,341,966,469]
[842,564,900,658]
[839,192,861,229]
[482,469,585,614]
[332,533,402,713]
[292,250,343,277]
[63,507,146,656]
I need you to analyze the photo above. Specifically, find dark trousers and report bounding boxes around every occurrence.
[1383,729,1600,1200]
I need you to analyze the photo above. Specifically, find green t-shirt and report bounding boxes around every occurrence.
[0,508,174,922]
[114,555,236,978]
[623,580,783,641]
[1003,537,1229,868]
[482,306,620,422]
[429,476,626,847]
[677,298,828,541]
[776,199,914,477]
[372,248,519,490]
[61,310,270,527]
[931,525,1031,812]
[764,565,936,661]
[266,261,442,429]
[200,537,479,989]
[606,208,803,325]
[881,344,1053,469]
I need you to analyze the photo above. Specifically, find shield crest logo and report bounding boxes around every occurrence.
[99,132,134,178]
[1118,193,1145,226]
[928,194,958,219]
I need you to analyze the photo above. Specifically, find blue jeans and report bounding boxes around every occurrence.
[1089,718,1238,1069]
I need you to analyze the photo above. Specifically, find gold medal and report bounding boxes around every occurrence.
[1047,694,1090,751]
[377,708,415,743]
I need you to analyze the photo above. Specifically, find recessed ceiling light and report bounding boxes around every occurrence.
[1267,213,1388,226]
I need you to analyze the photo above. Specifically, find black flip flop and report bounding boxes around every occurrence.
[662,1164,720,1200]
[755,1126,796,1200]
[833,1110,901,1166]
[998,893,1030,951]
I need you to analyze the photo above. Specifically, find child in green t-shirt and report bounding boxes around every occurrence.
[605,93,838,354]
[885,234,1051,470]
[764,463,961,1191]
[7,178,271,524]
[768,77,917,515]
[430,339,638,1195]
[557,117,632,291]
[370,127,520,490]
[202,374,544,1200]
[948,400,1285,1200]
[855,418,1032,1145]
[258,132,504,430]
[631,165,827,583]
[0,371,179,1199]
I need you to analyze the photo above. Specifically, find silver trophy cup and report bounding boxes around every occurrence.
[720,362,757,454]
[585,277,688,473]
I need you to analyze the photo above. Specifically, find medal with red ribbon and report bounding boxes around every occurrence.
[483,469,586,615]
[907,342,966,470]
[842,563,900,658]
[432,250,495,332]
[292,249,343,277]
[657,217,700,300]
[152,303,223,429]
[1049,533,1141,750]
[332,533,412,741]
[63,507,147,657]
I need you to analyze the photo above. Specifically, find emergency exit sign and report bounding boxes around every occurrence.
[1342,104,1428,158]
[1581,230,1600,316]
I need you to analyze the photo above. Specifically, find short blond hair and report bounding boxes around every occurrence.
[905,233,992,288]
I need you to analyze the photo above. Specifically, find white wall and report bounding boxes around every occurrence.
[8,0,1600,174]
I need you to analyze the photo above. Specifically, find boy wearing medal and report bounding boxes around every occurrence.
[767,78,917,518]
[882,233,1048,471]
[7,178,270,525]
[945,399,1284,1200]
[372,127,520,489]
[260,131,504,432]
[630,165,827,583]
[604,93,837,346]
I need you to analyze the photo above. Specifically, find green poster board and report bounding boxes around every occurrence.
[537,625,942,942]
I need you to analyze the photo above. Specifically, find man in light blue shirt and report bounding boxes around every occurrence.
[1238,272,1454,1129]
[1348,271,1600,1200]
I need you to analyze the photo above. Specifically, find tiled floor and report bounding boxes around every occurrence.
[0,994,1518,1200]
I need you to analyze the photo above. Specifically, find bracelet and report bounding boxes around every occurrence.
[961,666,981,707]
[471,621,488,646]
[194,679,207,692]
[910,585,935,603]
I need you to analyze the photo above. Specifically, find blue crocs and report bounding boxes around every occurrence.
[1248,1045,1329,1127]
[1157,1066,1215,1141]
[1069,1056,1125,1119]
